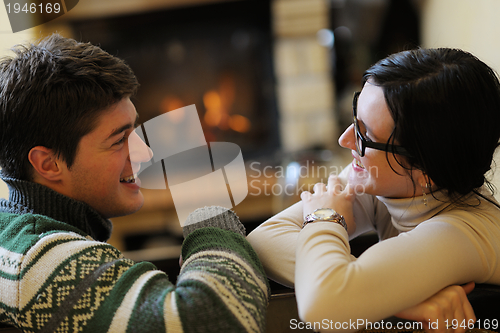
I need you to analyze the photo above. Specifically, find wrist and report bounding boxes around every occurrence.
[303,208,348,232]
[182,206,245,238]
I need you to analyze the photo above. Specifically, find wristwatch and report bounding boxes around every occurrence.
[303,208,348,231]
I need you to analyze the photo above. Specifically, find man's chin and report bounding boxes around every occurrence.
[123,196,145,216]
[103,195,145,219]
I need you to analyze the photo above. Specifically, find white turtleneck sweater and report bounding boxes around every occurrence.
[247,165,500,331]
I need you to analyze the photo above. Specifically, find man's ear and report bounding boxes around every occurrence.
[28,146,64,182]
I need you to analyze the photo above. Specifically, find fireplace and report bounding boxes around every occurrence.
[68,0,280,159]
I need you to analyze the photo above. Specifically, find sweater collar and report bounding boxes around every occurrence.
[0,175,112,241]
[376,191,453,233]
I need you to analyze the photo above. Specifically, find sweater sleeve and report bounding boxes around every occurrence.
[12,209,270,333]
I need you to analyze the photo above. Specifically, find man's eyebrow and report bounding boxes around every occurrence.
[105,113,139,141]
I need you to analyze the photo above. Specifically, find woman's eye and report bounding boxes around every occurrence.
[364,133,374,142]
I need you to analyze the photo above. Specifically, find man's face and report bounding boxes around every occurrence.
[61,98,152,218]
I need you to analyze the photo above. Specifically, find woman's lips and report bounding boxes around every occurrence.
[351,153,366,171]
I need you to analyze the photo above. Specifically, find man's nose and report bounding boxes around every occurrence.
[128,129,153,166]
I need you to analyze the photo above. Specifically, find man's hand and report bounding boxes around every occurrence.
[395,282,476,333]
[300,174,356,234]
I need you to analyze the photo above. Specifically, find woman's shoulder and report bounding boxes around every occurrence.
[428,191,500,231]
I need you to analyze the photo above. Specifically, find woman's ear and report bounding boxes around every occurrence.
[415,171,435,193]
[28,146,64,182]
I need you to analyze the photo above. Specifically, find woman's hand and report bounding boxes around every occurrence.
[300,174,356,234]
[395,282,476,333]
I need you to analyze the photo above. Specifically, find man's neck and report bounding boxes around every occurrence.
[0,176,112,242]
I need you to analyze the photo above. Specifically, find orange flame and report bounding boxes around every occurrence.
[229,114,251,133]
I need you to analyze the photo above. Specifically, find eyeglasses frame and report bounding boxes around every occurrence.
[352,91,413,158]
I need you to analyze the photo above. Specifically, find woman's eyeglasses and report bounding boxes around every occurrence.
[352,91,413,158]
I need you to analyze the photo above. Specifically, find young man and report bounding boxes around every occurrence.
[0,34,269,332]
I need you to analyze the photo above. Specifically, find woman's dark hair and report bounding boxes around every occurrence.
[0,33,139,181]
[363,48,500,201]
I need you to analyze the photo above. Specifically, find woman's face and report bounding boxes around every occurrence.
[338,82,423,198]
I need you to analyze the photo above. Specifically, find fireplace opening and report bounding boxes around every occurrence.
[69,0,279,160]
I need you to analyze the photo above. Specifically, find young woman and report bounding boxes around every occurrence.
[247,48,500,332]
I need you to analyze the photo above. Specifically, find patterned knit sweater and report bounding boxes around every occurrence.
[0,176,270,332]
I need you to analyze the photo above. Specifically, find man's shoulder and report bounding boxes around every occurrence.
[1,211,86,230]
[0,212,90,253]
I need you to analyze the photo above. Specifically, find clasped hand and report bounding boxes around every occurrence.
[395,282,476,333]
[300,174,356,234]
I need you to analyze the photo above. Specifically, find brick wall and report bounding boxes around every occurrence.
[272,0,338,152]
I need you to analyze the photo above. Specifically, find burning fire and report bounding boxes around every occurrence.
[159,75,251,134]
[203,75,250,133]
[203,90,225,128]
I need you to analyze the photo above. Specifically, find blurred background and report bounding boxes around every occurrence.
[1,0,500,268]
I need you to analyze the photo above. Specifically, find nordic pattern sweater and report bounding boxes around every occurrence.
[0,176,269,332]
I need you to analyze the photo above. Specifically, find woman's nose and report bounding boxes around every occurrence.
[338,123,356,151]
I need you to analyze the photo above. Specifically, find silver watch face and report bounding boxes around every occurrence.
[313,208,335,219]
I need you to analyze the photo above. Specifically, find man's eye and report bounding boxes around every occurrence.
[114,136,126,145]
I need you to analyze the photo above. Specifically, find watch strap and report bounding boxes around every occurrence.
[303,210,348,231]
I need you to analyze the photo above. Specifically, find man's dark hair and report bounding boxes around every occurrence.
[0,33,139,180]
